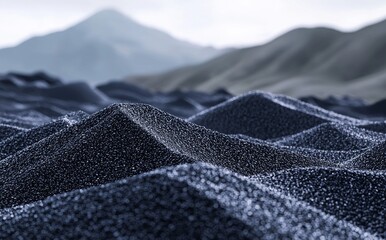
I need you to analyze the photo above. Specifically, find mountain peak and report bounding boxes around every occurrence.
[81,8,136,25]
[71,8,141,35]
[89,8,129,20]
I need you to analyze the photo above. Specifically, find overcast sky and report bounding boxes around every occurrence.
[1,0,386,48]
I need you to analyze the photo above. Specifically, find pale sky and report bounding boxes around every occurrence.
[1,0,386,48]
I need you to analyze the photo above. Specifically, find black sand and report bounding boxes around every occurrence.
[0,74,385,239]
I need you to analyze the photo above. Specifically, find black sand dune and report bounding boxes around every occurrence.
[97,81,232,118]
[0,72,62,87]
[302,96,386,120]
[0,73,385,239]
[254,167,386,236]
[188,92,361,140]
[360,122,386,134]
[273,122,384,151]
[0,111,88,159]
[0,163,378,239]
[0,72,230,118]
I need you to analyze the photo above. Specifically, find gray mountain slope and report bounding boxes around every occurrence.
[0,9,222,83]
[127,19,386,101]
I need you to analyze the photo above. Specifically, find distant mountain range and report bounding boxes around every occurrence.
[127,19,386,101]
[0,9,223,83]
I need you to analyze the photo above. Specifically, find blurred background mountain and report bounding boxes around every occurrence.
[0,9,224,82]
[0,1,385,101]
[127,19,386,101]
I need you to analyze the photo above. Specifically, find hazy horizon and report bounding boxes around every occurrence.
[1,0,386,49]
